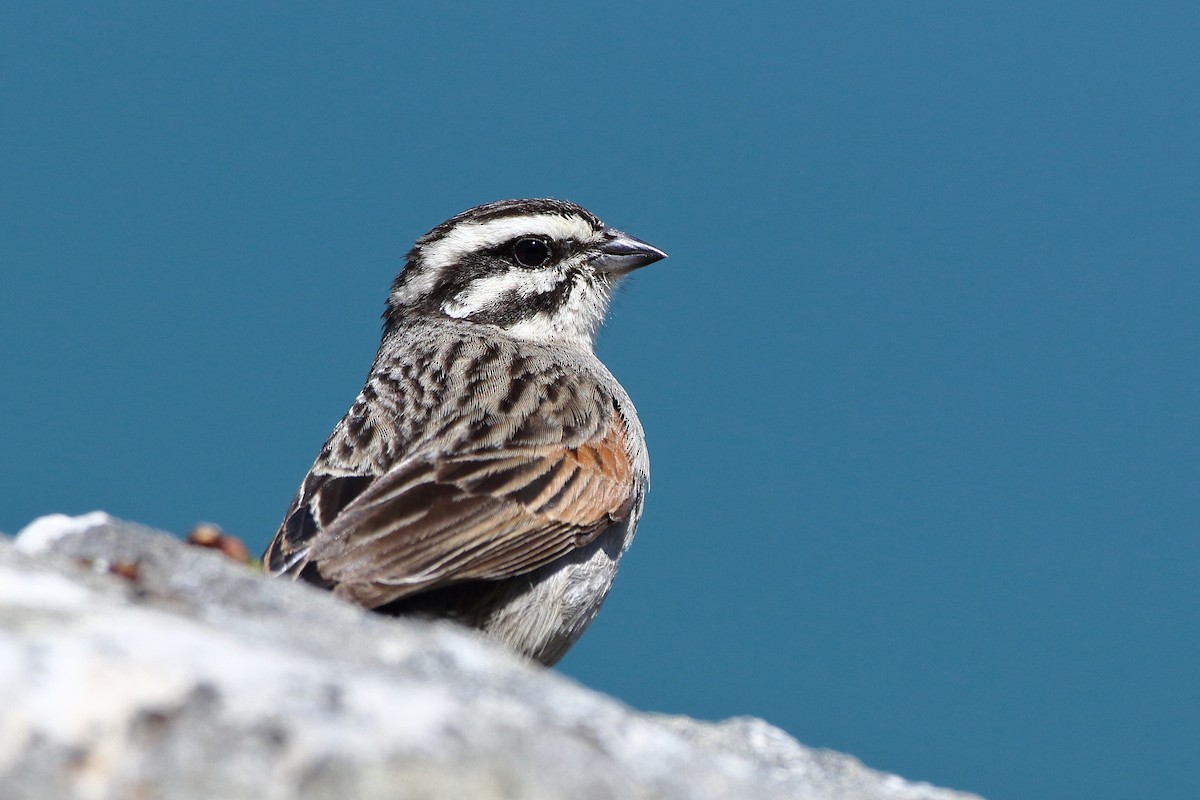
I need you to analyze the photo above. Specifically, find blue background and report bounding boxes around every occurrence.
[3,4,1197,798]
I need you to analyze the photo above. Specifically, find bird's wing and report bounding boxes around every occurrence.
[263,470,378,581]
[265,412,637,609]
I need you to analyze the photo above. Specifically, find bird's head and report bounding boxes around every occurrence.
[386,199,666,350]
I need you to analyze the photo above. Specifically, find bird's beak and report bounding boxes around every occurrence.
[592,230,668,275]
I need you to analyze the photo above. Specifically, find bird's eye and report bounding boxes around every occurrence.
[512,237,552,268]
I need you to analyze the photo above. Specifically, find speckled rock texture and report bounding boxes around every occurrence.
[0,514,984,800]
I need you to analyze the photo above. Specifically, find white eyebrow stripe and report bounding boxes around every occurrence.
[390,265,441,307]
[441,267,563,318]
[420,214,598,273]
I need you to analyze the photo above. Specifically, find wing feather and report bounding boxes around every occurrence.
[271,413,636,609]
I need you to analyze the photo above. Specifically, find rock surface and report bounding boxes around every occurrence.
[0,514,984,800]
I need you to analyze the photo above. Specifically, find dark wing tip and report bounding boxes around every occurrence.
[264,472,378,579]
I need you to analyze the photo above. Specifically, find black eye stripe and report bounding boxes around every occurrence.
[474,237,587,262]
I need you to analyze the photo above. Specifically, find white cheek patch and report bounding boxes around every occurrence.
[441,267,563,319]
[502,276,612,349]
[420,214,598,275]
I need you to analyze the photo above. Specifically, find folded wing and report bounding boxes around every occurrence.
[266,413,636,609]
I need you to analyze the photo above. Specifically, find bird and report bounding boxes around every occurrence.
[263,198,666,665]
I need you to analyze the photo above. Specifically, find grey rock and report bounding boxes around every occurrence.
[0,513,984,800]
